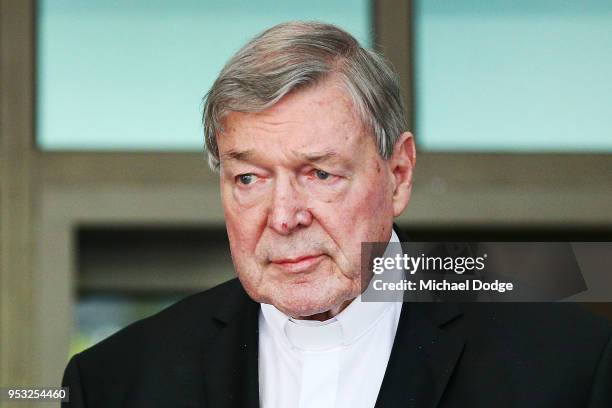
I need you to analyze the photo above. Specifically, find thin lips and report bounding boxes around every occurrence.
[271,254,323,264]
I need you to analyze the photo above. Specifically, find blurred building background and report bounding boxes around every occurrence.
[1,0,611,401]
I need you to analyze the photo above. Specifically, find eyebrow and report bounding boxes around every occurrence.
[220,149,254,162]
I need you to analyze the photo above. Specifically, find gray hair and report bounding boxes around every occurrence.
[202,21,408,171]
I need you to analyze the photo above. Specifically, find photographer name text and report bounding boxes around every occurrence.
[372,279,514,293]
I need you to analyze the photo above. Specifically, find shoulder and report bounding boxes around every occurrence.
[72,278,248,373]
[62,279,252,406]
[452,303,612,392]
[457,302,612,343]
[417,301,612,360]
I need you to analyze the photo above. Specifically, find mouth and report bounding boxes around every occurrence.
[270,254,326,273]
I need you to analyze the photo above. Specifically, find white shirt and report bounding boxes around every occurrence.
[258,230,404,408]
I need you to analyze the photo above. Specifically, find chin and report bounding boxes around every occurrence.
[238,267,360,318]
[279,300,331,319]
[274,281,357,318]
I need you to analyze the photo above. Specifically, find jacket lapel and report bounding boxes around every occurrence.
[377,225,466,407]
[375,302,465,408]
[200,283,260,408]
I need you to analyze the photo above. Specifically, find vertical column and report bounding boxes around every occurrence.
[373,0,414,131]
[0,0,37,393]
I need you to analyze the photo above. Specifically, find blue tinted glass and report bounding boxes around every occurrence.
[72,294,182,356]
[415,0,612,152]
[38,0,371,151]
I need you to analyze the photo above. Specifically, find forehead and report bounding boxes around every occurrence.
[218,80,370,159]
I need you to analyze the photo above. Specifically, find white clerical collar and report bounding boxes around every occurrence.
[260,229,401,351]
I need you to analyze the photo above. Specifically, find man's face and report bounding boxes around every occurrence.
[218,79,411,318]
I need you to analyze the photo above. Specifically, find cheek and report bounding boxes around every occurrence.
[323,177,392,252]
[225,211,259,256]
[342,177,391,222]
[232,184,271,209]
[225,212,265,299]
[223,203,260,261]
[222,185,267,251]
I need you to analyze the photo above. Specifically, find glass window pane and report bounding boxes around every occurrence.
[415,0,612,152]
[38,0,371,151]
[72,294,181,355]
[72,227,234,356]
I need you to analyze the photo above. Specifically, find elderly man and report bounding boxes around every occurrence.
[63,22,611,408]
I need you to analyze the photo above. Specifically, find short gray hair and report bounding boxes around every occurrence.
[202,21,408,171]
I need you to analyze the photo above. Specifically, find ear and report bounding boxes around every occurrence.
[389,132,416,217]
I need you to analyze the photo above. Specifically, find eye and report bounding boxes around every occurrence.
[236,174,256,185]
[314,169,330,180]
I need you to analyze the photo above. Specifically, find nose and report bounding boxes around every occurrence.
[268,175,312,235]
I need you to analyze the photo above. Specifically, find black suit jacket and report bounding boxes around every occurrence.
[63,241,612,407]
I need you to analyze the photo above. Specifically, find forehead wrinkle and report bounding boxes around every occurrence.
[294,149,338,164]
[220,81,371,170]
